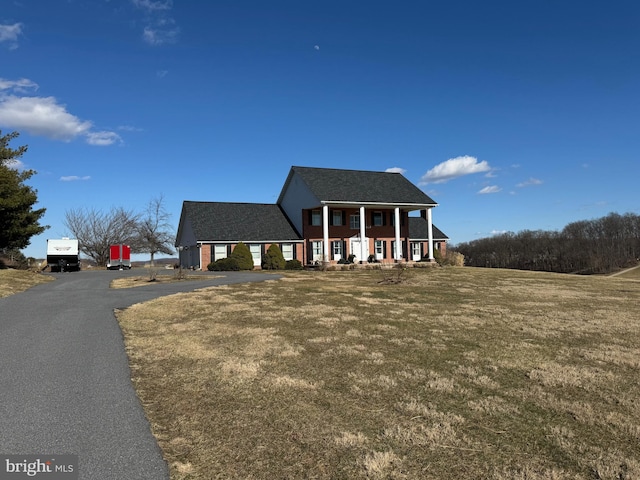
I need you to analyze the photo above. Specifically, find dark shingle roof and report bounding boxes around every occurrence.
[284,166,437,205]
[408,217,449,240]
[181,202,301,241]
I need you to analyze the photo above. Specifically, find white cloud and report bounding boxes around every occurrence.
[143,26,179,45]
[385,167,406,174]
[133,0,179,46]
[5,158,25,170]
[118,125,143,132]
[478,185,501,194]
[0,78,38,92]
[491,229,508,235]
[0,79,121,146]
[0,95,92,140]
[314,45,320,51]
[516,177,543,188]
[86,131,122,146]
[156,69,168,78]
[0,23,23,49]
[60,175,91,182]
[132,0,172,11]
[419,155,491,184]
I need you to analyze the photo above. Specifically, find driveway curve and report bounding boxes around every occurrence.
[0,269,279,479]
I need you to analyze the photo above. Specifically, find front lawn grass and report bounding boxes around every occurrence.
[0,269,53,298]
[116,267,640,479]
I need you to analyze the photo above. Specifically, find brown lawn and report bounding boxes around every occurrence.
[116,267,640,479]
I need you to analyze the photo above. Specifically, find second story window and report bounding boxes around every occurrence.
[350,214,360,229]
[332,210,343,226]
[373,211,384,227]
[311,210,322,226]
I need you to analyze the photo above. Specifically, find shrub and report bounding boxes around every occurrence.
[230,242,254,270]
[207,257,240,271]
[285,259,303,270]
[261,244,286,270]
[445,251,465,267]
[424,249,464,266]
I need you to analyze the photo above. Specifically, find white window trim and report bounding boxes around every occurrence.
[214,244,228,261]
[375,240,384,260]
[281,243,294,261]
[312,241,323,262]
[249,244,262,266]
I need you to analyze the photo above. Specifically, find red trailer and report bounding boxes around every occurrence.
[107,244,131,270]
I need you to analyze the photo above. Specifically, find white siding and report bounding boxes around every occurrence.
[279,172,321,235]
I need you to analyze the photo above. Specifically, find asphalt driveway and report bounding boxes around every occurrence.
[0,269,279,479]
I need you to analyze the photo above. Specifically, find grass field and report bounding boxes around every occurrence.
[0,269,53,297]
[109,273,219,289]
[115,267,638,478]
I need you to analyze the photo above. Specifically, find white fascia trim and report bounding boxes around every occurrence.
[198,240,303,244]
[320,201,438,208]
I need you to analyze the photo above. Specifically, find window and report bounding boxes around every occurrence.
[281,243,294,261]
[311,210,322,226]
[214,244,227,261]
[373,211,384,227]
[332,210,343,226]
[249,244,262,266]
[332,240,343,261]
[350,214,360,230]
[375,240,385,260]
[311,241,323,262]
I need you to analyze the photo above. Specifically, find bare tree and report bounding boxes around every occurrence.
[64,207,140,266]
[137,194,174,267]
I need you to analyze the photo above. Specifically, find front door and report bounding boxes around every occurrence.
[349,236,369,263]
[412,242,422,261]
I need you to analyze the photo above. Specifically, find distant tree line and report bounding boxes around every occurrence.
[454,212,640,274]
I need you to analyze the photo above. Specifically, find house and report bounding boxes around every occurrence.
[175,202,303,268]
[175,166,448,269]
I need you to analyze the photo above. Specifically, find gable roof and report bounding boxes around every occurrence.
[180,201,302,242]
[408,217,449,241]
[278,166,437,206]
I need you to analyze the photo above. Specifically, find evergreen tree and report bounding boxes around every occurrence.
[261,244,286,270]
[230,242,254,270]
[0,131,47,250]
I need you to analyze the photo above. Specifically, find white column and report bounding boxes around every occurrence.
[394,207,401,260]
[427,208,434,261]
[359,206,366,263]
[322,205,329,263]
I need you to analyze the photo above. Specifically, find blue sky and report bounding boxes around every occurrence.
[1,0,638,259]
